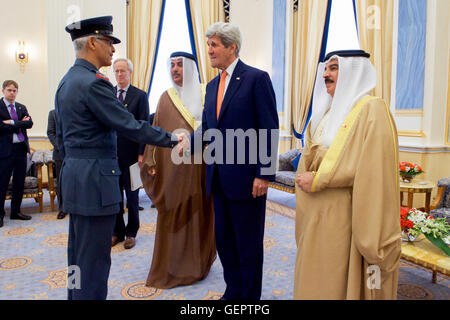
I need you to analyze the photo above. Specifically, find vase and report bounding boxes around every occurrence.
[401,229,418,242]
[400,172,416,183]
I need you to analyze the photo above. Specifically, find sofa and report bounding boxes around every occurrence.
[268,149,301,194]
[430,177,450,224]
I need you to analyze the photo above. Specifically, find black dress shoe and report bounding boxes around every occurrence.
[138,206,144,211]
[10,213,31,220]
[124,237,136,249]
[111,236,124,247]
[57,211,67,219]
[0,217,3,228]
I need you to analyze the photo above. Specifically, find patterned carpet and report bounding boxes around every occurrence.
[0,190,448,300]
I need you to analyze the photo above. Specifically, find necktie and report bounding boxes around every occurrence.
[216,71,228,120]
[118,89,125,104]
[8,104,25,142]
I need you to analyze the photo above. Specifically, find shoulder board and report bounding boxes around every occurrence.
[96,74,110,81]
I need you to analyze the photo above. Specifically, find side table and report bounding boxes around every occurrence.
[401,234,450,283]
[400,180,434,212]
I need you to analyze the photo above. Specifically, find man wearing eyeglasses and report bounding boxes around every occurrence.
[56,16,184,300]
[110,58,149,250]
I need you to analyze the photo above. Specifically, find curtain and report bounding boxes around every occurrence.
[127,0,164,91]
[290,0,329,149]
[188,0,225,84]
[355,0,394,106]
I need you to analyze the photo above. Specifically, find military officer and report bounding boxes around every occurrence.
[55,16,183,300]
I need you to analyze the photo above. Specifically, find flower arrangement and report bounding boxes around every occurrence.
[399,162,423,182]
[400,207,450,256]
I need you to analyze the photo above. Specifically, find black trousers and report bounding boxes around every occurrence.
[54,159,63,211]
[0,142,27,219]
[67,213,116,300]
[113,160,139,239]
[212,182,267,300]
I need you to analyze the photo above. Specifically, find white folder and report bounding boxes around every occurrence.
[129,162,143,191]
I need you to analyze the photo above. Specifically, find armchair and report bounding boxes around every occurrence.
[269,149,302,194]
[6,149,44,212]
[430,177,450,224]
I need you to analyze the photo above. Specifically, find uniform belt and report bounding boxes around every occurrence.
[65,148,116,159]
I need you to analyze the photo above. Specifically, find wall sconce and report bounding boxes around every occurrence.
[15,41,29,73]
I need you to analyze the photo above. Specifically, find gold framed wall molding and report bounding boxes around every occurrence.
[397,130,426,138]
[399,145,450,153]
[395,109,424,117]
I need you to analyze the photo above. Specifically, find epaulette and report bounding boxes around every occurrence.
[96,74,110,81]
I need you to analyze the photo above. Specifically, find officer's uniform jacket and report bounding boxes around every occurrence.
[55,59,176,216]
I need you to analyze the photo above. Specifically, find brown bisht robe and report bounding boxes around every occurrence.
[141,89,216,289]
[294,96,402,299]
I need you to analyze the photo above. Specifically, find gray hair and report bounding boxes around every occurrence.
[73,35,119,58]
[73,36,90,56]
[206,22,242,56]
[113,58,134,72]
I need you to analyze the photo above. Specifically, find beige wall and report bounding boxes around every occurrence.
[0,0,126,182]
[230,0,273,75]
[0,0,127,139]
[0,0,49,138]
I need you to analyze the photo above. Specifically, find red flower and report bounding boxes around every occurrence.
[427,215,434,220]
[400,165,406,171]
[400,207,409,218]
[401,220,412,228]
[404,220,414,229]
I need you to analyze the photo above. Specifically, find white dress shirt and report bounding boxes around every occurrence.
[117,84,130,101]
[220,58,240,97]
[2,97,21,143]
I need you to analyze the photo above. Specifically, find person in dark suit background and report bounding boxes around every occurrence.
[111,58,149,250]
[57,16,183,300]
[0,80,34,227]
[188,22,279,300]
[47,109,66,219]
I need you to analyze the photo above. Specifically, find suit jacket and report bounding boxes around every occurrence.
[47,109,62,161]
[193,60,279,200]
[54,59,176,216]
[0,98,33,159]
[115,85,150,167]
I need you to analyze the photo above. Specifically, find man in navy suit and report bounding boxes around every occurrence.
[111,58,149,250]
[0,80,33,227]
[189,22,279,300]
